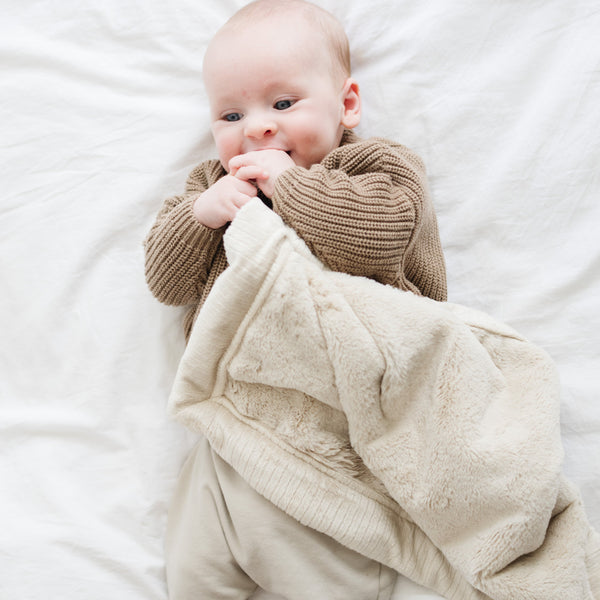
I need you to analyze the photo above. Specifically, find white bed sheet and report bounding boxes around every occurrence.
[1,1,598,598]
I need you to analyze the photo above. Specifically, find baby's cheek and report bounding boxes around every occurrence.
[214,132,241,172]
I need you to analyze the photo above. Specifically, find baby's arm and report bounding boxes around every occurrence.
[144,161,230,306]
[269,138,433,290]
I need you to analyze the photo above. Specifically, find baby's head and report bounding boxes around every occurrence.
[203,0,361,171]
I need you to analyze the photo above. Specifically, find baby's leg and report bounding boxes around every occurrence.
[167,435,396,599]
[207,441,397,600]
[165,436,259,600]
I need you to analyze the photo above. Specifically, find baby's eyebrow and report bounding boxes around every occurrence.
[209,97,242,113]
[208,79,308,112]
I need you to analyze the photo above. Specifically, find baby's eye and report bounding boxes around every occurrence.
[274,99,294,110]
[223,112,242,122]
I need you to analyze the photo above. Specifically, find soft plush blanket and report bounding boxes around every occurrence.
[169,199,600,600]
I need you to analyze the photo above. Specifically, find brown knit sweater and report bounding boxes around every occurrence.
[144,130,447,340]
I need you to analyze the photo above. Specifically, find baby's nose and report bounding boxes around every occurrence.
[244,115,278,138]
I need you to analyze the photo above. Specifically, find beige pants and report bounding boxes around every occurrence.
[166,437,397,600]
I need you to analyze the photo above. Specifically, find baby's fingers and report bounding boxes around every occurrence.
[231,164,269,182]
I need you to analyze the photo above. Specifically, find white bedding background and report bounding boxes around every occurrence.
[1,1,598,599]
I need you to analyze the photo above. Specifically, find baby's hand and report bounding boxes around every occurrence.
[193,175,258,229]
[229,149,295,198]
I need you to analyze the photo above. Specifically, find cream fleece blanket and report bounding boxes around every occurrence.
[169,199,600,600]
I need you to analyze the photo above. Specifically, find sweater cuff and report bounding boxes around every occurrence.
[169,195,225,249]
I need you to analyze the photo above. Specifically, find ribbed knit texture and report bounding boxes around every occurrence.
[144,130,447,340]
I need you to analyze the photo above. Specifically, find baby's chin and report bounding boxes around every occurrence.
[292,154,325,170]
[293,143,342,169]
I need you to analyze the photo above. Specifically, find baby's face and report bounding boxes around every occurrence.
[203,20,350,171]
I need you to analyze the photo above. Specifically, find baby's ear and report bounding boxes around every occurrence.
[341,78,361,129]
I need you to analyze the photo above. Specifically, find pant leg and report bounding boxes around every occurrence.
[165,437,259,600]
[167,436,396,600]
[210,442,397,600]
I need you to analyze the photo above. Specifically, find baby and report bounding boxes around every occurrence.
[144,0,447,598]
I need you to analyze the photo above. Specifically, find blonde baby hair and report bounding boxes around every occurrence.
[218,0,351,83]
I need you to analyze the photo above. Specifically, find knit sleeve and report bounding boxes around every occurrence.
[143,160,226,306]
[271,135,437,291]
